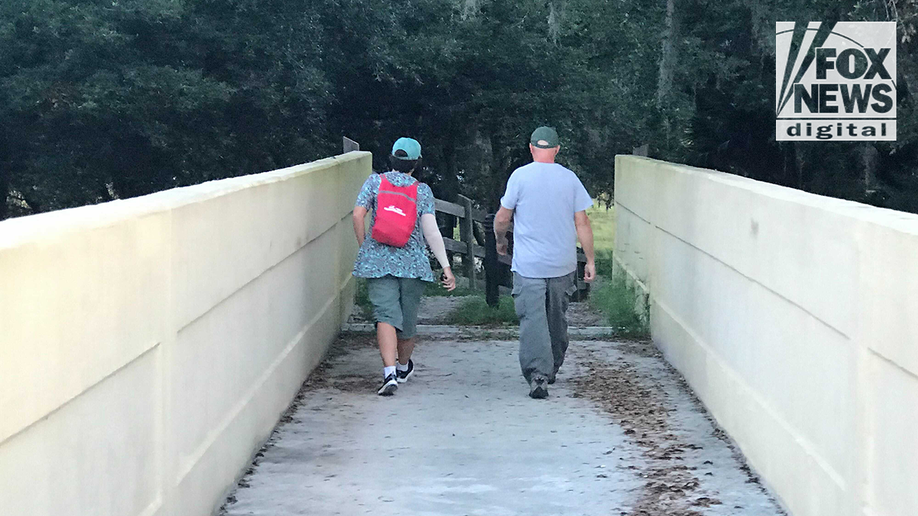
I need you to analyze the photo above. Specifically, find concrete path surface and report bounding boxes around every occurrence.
[221,333,786,516]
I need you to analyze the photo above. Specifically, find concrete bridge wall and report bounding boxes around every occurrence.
[613,155,918,516]
[0,152,371,516]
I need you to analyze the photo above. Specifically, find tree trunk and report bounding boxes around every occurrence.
[859,143,879,195]
[548,1,562,44]
[656,0,680,107]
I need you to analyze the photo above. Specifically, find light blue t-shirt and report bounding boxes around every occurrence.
[500,162,593,278]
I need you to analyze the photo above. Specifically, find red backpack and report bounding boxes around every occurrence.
[371,175,419,247]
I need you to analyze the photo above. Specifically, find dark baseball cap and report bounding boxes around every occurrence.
[530,126,560,148]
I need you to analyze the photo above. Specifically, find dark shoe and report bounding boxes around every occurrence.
[548,374,557,385]
[529,376,549,399]
[396,359,414,383]
[377,373,398,396]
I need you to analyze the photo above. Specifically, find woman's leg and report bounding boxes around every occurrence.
[377,322,398,366]
[396,337,415,365]
[367,276,404,386]
[395,278,426,374]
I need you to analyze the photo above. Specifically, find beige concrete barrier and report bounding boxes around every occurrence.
[613,155,918,516]
[0,152,371,516]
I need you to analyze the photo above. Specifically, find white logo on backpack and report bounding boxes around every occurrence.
[383,205,407,217]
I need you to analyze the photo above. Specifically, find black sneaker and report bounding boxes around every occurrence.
[529,376,549,399]
[377,373,398,396]
[396,359,414,383]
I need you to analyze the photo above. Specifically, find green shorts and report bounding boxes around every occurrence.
[366,275,426,338]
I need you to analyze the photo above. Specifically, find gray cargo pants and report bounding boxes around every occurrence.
[511,271,578,382]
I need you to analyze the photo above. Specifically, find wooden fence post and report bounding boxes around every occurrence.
[484,214,500,307]
[458,195,476,290]
[343,136,360,153]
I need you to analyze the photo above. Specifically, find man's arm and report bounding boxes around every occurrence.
[353,206,368,246]
[493,206,514,256]
[574,210,596,282]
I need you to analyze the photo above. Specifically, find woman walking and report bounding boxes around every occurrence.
[352,137,456,396]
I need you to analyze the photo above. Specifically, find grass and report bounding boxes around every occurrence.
[587,203,651,338]
[443,295,518,326]
[588,266,650,339]
[586,201,615,253]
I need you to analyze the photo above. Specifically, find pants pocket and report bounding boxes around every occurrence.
[511,273,523,298]
[564,274,578,298]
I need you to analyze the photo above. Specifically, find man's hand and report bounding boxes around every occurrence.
[496,238,509,256]
[584,260,596,283]
[493,206,513,256]
[575,211,596,283]
[441,267,457,291]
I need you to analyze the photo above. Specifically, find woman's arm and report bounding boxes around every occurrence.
[421,213,456,291]
[353,206,368,246]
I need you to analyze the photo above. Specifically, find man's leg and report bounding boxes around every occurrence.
[546,272,577,381]
[512,273,553,383]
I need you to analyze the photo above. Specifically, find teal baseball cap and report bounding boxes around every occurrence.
[391,137,422,160]
[530,126,560,148]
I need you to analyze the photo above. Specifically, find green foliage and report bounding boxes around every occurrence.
[589,268,649,339]
[3,0,918,220]
[445,295,518,326]
[0,0,333,217]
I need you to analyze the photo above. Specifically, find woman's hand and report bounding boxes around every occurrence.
[441,267,456,291]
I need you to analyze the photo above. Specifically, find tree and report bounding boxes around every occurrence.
[3,0,918,219]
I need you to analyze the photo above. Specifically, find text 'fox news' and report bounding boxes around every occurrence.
[776,21,897,142]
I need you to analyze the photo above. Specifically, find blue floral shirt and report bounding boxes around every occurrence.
[352,171,436,282]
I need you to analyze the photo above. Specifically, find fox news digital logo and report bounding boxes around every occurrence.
[776,22,896,141]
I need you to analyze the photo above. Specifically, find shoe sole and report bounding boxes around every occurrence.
[396,369,413,383]
[530,384,549,399]
[377,381,398,396]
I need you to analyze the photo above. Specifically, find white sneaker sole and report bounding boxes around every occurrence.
[396,370,414,383]
[377,380,398,396]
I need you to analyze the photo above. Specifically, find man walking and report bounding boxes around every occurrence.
[494,126,596,399]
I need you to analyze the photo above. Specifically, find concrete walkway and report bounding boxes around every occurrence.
[221,333,785,516]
